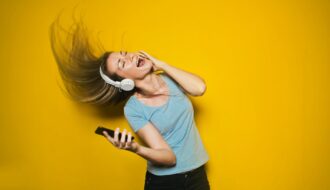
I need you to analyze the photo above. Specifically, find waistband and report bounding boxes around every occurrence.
[177,165,205,174]
[147,164,205,177]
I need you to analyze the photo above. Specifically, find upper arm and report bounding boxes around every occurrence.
[136,122,171,150]
[164,73,206,97]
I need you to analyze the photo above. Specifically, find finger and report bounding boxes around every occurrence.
[138,51,150,59]
[126,132,132,148]
[137,50,146,55]
[138,50,146,55]
[138,54,146,60]
[114,128,120,146]
[102,131,110,138]
[138,51,157,63]
[120,129,127,148]
[102,131,115,144]
[139,50,148,54]
[138,52,149,59]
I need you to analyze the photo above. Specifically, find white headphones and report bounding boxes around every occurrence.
[99,67,135,91]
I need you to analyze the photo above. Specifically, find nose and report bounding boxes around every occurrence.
[128,54,139,63]
[122,53,135,63]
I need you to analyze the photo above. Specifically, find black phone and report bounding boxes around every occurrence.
[95,126,134,141]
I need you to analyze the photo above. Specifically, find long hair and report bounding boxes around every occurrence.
[49,17,134,106]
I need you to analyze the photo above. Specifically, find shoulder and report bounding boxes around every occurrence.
[160,73,173,84]
[123,96,149,132]
[124,96,140,115]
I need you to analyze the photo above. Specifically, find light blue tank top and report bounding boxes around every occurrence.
[124,74,209,176]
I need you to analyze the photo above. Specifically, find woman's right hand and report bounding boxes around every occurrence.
[138,50,167,72]
[103,128,139,153]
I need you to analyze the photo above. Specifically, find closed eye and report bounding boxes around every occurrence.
[122,51,128,68]
[118,60,125,69]
[118,51,127,69]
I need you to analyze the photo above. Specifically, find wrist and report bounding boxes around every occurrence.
[134,143,142,154]
[156,61,168,70]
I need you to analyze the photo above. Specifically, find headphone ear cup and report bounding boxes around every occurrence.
[120,79,135,91]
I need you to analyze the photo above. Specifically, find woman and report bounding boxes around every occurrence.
[50,19,210,190]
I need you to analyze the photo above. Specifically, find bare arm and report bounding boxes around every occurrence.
[135,123,176,166]
[138,51,207,96]
[159,63,206,96]
[103,123,176,167]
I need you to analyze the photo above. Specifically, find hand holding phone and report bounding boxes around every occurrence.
[95,126,135,142]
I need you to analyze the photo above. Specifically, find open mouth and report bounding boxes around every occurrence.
[137,57,145,67]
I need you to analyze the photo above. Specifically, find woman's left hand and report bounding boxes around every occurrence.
[138,50,167,71]
[102,128,139,153]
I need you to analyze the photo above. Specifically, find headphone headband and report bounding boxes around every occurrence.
[99,67,121,88]
[99,52,135,91]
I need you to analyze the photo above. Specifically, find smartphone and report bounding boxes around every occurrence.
[95,126,134,141]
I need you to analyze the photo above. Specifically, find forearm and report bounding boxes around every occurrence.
[159,61,206,96]
[135,144,176,167]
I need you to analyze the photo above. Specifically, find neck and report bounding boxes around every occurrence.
[134,73,167,97]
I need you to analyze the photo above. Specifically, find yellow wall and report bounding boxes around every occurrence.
[0,0,329,189]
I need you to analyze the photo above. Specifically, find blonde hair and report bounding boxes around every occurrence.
[49,17,134,106]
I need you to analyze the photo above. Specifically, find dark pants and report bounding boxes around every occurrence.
[144,165,210,190]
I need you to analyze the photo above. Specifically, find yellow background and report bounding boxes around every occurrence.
[0,0,329,189]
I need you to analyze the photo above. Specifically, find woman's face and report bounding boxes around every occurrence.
[106,51,153,80]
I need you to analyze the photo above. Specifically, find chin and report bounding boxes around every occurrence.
[144,61,153,72]
[136,66,153,79]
